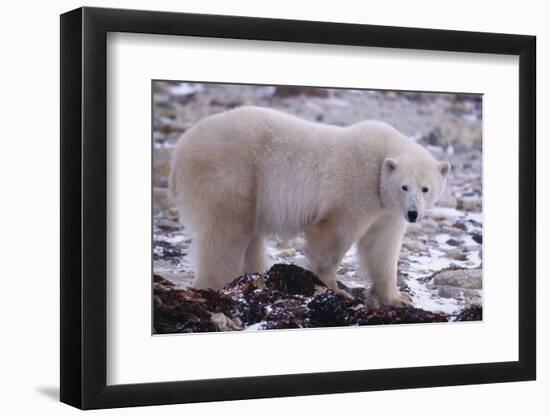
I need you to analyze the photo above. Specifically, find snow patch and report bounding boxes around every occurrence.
[169,83,203,96]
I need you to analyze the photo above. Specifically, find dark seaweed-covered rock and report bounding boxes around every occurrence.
[153,274,175,288]
[153,264,480,334]
[308,292,353,327]
[349,306,449,325]
[264,263,326,296]
[223,272,264,295]
[455,305,482,321]
[153,289,218,333]
[262,298,311,329]
[235,288,279,325]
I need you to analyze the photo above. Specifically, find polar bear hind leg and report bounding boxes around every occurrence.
[192,222,250,290]
[171,141,258,289]
[357,212,412,307]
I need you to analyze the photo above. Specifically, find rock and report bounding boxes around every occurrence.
[405,222,423,236]
[153,274,176,287]
[462,292,482,306]
[273,86,329,98]
[421,218,440,233]
[452,221,468,231]
[441,225,464,236]
[350,306,448,325]
[468,218,482,228]
[458,199,482,212]
[446,249,467,261]
[462,288,482,298]
[153,288,219,333]
[211,312,243,331]
[308,293,351,327]
[262,298,311,329]
[432,269,482,289]
[455,306,482,321]
[438,286,463,299]
[448,101,471,115]
[264,264,327,296]
[426,129,442,146]
[472,233,482,244]
[209,98,244,108]
[439,120,482,151]
[403,239,428,252]
[446,238,464,246]
[155,218,180,230]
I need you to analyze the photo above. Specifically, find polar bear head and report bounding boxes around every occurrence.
[380,155,451,223]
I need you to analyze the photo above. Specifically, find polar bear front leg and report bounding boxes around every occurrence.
[357,212,412,308]
[304,218,356,298]
[243,235,268,274]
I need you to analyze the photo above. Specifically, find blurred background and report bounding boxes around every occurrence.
[152,81,482,315]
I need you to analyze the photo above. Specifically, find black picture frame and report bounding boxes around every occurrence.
[60,6,536,410]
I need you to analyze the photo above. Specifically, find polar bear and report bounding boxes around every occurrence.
[169,106,450,307]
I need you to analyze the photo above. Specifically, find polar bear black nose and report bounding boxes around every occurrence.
[407,210,418,222]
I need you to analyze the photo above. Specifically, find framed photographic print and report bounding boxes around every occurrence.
[60,6,536,410]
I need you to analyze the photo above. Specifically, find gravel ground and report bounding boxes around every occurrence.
[152,81,483,324]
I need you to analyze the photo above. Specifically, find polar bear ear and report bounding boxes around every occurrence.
[383,158,398,173]
[438,161,451,178]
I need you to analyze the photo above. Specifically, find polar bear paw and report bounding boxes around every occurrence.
[370,289,413,308]
[386,291,413,308]
[328,281,355,300]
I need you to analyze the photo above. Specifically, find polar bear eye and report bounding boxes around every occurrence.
[422,187,429,193]
[401,185,408,192]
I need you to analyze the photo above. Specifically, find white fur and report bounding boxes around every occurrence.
[169,106,450,306]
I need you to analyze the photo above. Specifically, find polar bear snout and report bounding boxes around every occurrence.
[404,197,424,223]
[406,210,419,223]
